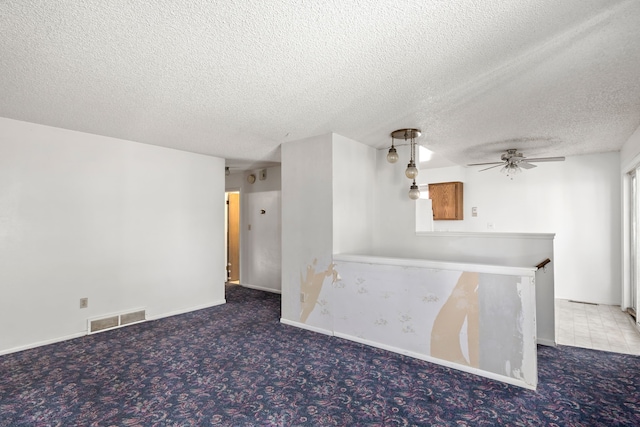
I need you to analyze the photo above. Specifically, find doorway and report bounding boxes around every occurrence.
[227,191,240,283]
[629,169,637,320]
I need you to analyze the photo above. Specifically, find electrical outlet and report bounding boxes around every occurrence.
[80,297,88,309]
[300,292,306,303]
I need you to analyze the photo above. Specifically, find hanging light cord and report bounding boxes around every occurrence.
[410,132,416,165]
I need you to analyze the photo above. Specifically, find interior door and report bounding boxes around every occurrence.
[228,192,240,282]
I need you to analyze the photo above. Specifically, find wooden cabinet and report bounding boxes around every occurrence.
[428,181,463,220]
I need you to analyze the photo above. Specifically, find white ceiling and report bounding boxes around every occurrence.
[1,0,639,169]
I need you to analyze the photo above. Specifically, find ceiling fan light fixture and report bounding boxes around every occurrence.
[501,163,521,176]
[468,148,565,176]
[502,149,523,162]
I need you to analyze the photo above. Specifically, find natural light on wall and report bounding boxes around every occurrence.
[419,185,430,199]
[418,146,432,200]
[419,146,433,162]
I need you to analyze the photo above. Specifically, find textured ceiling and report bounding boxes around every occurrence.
[1,0,639,168]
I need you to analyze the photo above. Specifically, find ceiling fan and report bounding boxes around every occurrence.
[467,149,565,175]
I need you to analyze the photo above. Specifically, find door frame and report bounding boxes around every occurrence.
[628,169,638,320]
[226,190,241,283]
[623,163,640,326]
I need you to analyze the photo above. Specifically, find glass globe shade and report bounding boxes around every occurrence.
[387,147,399,163]
[408,183,420,200]
[405,162,419,179]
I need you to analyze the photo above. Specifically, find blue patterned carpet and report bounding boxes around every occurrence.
[1,284,640,426]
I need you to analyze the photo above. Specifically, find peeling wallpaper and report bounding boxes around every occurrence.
[320,261,536,388]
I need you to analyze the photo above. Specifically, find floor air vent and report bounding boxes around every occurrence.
[88,309,146,334]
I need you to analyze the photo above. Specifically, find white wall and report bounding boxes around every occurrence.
[243,190,281,292]
[414,152,621,304]
[225,172,244,191]
[280,133,378,327]
[0,118,225,354]
[281,134,334,325]
[332,134,376,254]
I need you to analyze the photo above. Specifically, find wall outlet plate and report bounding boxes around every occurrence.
[80,297,88,309]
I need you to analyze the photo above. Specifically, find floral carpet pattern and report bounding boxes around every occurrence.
[1,284,640,426]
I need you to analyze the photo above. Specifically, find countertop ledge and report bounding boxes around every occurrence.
[333,254,538,276]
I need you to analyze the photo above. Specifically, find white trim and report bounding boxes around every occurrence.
[621,170,633,311]
[537,338,557,347]
[241,283,281,294]
[0,332,86,356]
[416,231,555,239]
[146,299,226,321]
[1,300,228,356]
[621,150,640,175]
[279,318,333,336]
[333,253,536,276]
[278,318,538,390]
[333,332,537,390]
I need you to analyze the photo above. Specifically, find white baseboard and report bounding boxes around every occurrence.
[333,331,537,390]
[0,332,86,356]
[537,338,557,347]
[275,322,536,389]
[0,299,227,356]
[279,318,333,336]
[147,299,226,321]
[240,283,281,294]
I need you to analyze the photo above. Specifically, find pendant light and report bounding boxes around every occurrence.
[387,138,399,163]
[388,128,422,199]
[408,180,420,200]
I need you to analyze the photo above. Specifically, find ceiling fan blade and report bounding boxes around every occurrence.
[467,161,504,166]
[525,156,565,163]
[478,164,504,172]
[519,161,537,169]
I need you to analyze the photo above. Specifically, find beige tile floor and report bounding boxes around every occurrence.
[556,299,640,355]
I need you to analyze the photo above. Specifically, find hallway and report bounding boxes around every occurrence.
[556,299,640,355]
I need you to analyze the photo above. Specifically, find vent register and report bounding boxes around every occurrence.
[88,309,146,334]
